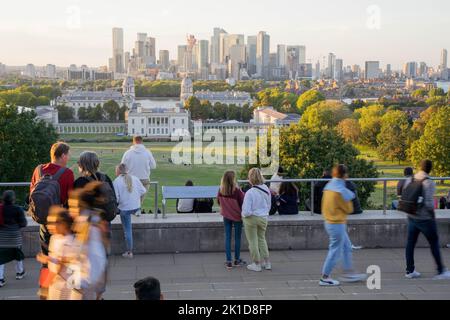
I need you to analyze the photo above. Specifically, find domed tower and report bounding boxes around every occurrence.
[122,76,135,103]
[180,75,194,105]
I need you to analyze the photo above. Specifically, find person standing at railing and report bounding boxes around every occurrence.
[319,164,367,286]
[0,190,27,288]
[402,160,450,280]
[392,167,414,210]
[121,136,156,216]
[29,142,74,299]
[242,168,272,272]
[217,171,246,270]
[113,164,147,259]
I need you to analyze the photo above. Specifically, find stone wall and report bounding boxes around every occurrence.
[20,211,450,257]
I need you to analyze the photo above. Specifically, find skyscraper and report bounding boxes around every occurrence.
[177,45,188,71]
[386,64,392,77]
[335,58,343,81]
[441,49,448,70]
[210,28,227,65]
[365,61,381,80]
[197,40,209,78]
[219,34,245,64]
[246,36,257,76]
[286,46,306,78]
[159,50,170,71]
[228,44,246,80]
[45,64,56,79]
[277,45,286,69]
[112,27,124,73]
[404,62,417,78]
[24,64,36,78]
[134,33,156,68]
[327,53,336,79]
[256,31,270,79]
[314,61,321,80]
[0,62,6,75]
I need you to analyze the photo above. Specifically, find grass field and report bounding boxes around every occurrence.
[66,141,450,213]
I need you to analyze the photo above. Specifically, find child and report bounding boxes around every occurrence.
[275,182,299,215]
[217,171,246,270]
[0,190,27,287]
[36,207,80,300]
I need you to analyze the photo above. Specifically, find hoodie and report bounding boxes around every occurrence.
[322,178,355,224]
[121,144,157,180]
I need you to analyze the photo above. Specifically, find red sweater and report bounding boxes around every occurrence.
[30,163,75,206]
[217,188,245,222]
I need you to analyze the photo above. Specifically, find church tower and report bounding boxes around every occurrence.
[122,76,135,104]
[180,75,194,105]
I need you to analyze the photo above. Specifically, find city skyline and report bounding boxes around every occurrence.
[1,0,449,69]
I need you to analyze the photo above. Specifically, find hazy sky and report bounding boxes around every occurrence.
[0,0,449,69]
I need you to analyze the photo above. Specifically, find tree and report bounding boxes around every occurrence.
[240,124,378,209]
[409,106,450,177]
[355,104,385,147]
[78,107,88,121]
[429,87,445,97]
[0,103,58,186]
[103,100,120,121]
[88,104,105,121]
[119,105,128,121]
[337,118,361,144]
[300,100,351,129]
[56,104,74,122]
[376,110,410,163]
[296,90,325,115]
[412,89,428,99]
[426,96,448,107]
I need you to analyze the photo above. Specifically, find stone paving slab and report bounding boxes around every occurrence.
[1,249,450,300]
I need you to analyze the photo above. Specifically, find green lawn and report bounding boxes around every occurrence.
[65,142,449,213]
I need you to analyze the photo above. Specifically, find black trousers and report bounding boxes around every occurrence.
[39,224,51,268]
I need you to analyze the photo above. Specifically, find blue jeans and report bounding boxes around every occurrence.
[406,218,444,274]
[322,223,353,277]
[120,209,139,252]
[224,218,243,263]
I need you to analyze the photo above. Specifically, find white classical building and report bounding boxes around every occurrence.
[127,104,190,140]
[54,76,136,119]
[180,76,253,107]
[252,107,301,126]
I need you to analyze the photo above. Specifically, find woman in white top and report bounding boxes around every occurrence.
[242,168,272,272]
[113,164,147,259]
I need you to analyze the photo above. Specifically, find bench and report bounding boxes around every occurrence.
[161,186,220,218]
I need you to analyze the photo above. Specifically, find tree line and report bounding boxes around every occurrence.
[57,100,127,122]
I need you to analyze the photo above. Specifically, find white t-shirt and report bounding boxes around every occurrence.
[113,175,147,211]
[270,174,283,194]
[177,199,195,213]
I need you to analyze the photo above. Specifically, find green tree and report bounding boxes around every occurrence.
[426,96,448,107]
[56,104,74,122]
[241,124,378,208]
[409,106,450,176]
[355,104,385,147]
[412,89,428,99]
[296,89,325,115]
[300,100,351,129]
[429,87,445,97]
[89,104,105,121]
[376,110,411,163]
[103,100,120,121]
[77,107,88,121]
[0,103,58,187]
[119,105,128,121]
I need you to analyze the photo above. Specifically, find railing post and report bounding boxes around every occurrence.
[154,182,158,219]
[383,180,387,215]
[310,181,315,216]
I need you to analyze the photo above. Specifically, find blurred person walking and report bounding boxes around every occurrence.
[319,164,367,286]
[121,136,156,216]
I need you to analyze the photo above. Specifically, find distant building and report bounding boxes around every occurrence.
[365,61,381,80]
[24,64,36,78]
[441,49,448,70]
[253,107,300,126]
[45,64,57,79]
[111,27,125,73]
[35,106,59,125]
[127,104,190,140]
[0,62,6,75]
[404,62,417,78]
[67,67,113,82]
[180,76,252,106]
[246,36,257,76]
[256,31,270,79]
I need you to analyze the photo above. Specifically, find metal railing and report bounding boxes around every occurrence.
[238,177,450,216]
[0,181,160,219]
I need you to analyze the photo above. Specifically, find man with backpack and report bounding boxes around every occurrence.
[29,142,74,297]
[400,160,450,280]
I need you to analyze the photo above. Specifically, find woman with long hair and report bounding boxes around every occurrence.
[217,171,246,270]
[113,163,146,259]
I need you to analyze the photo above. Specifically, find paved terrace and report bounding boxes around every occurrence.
[1,248,450,300]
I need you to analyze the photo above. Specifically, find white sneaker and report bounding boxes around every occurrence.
[262,262,272,270]
[122,252,134,259]
[339,273,368,283]
[246,263,262,272]
[446,244,450,249]
[433,270,450,280]
[319,278,340,286]
[135,210,141,217]
[405,270,421,279]
[352,245,363,250]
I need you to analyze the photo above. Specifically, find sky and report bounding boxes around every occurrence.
[0,0,449,70]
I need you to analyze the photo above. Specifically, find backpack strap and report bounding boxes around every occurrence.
[38,165,44,179]
[52,167,67,181]
[253,186,270,196]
